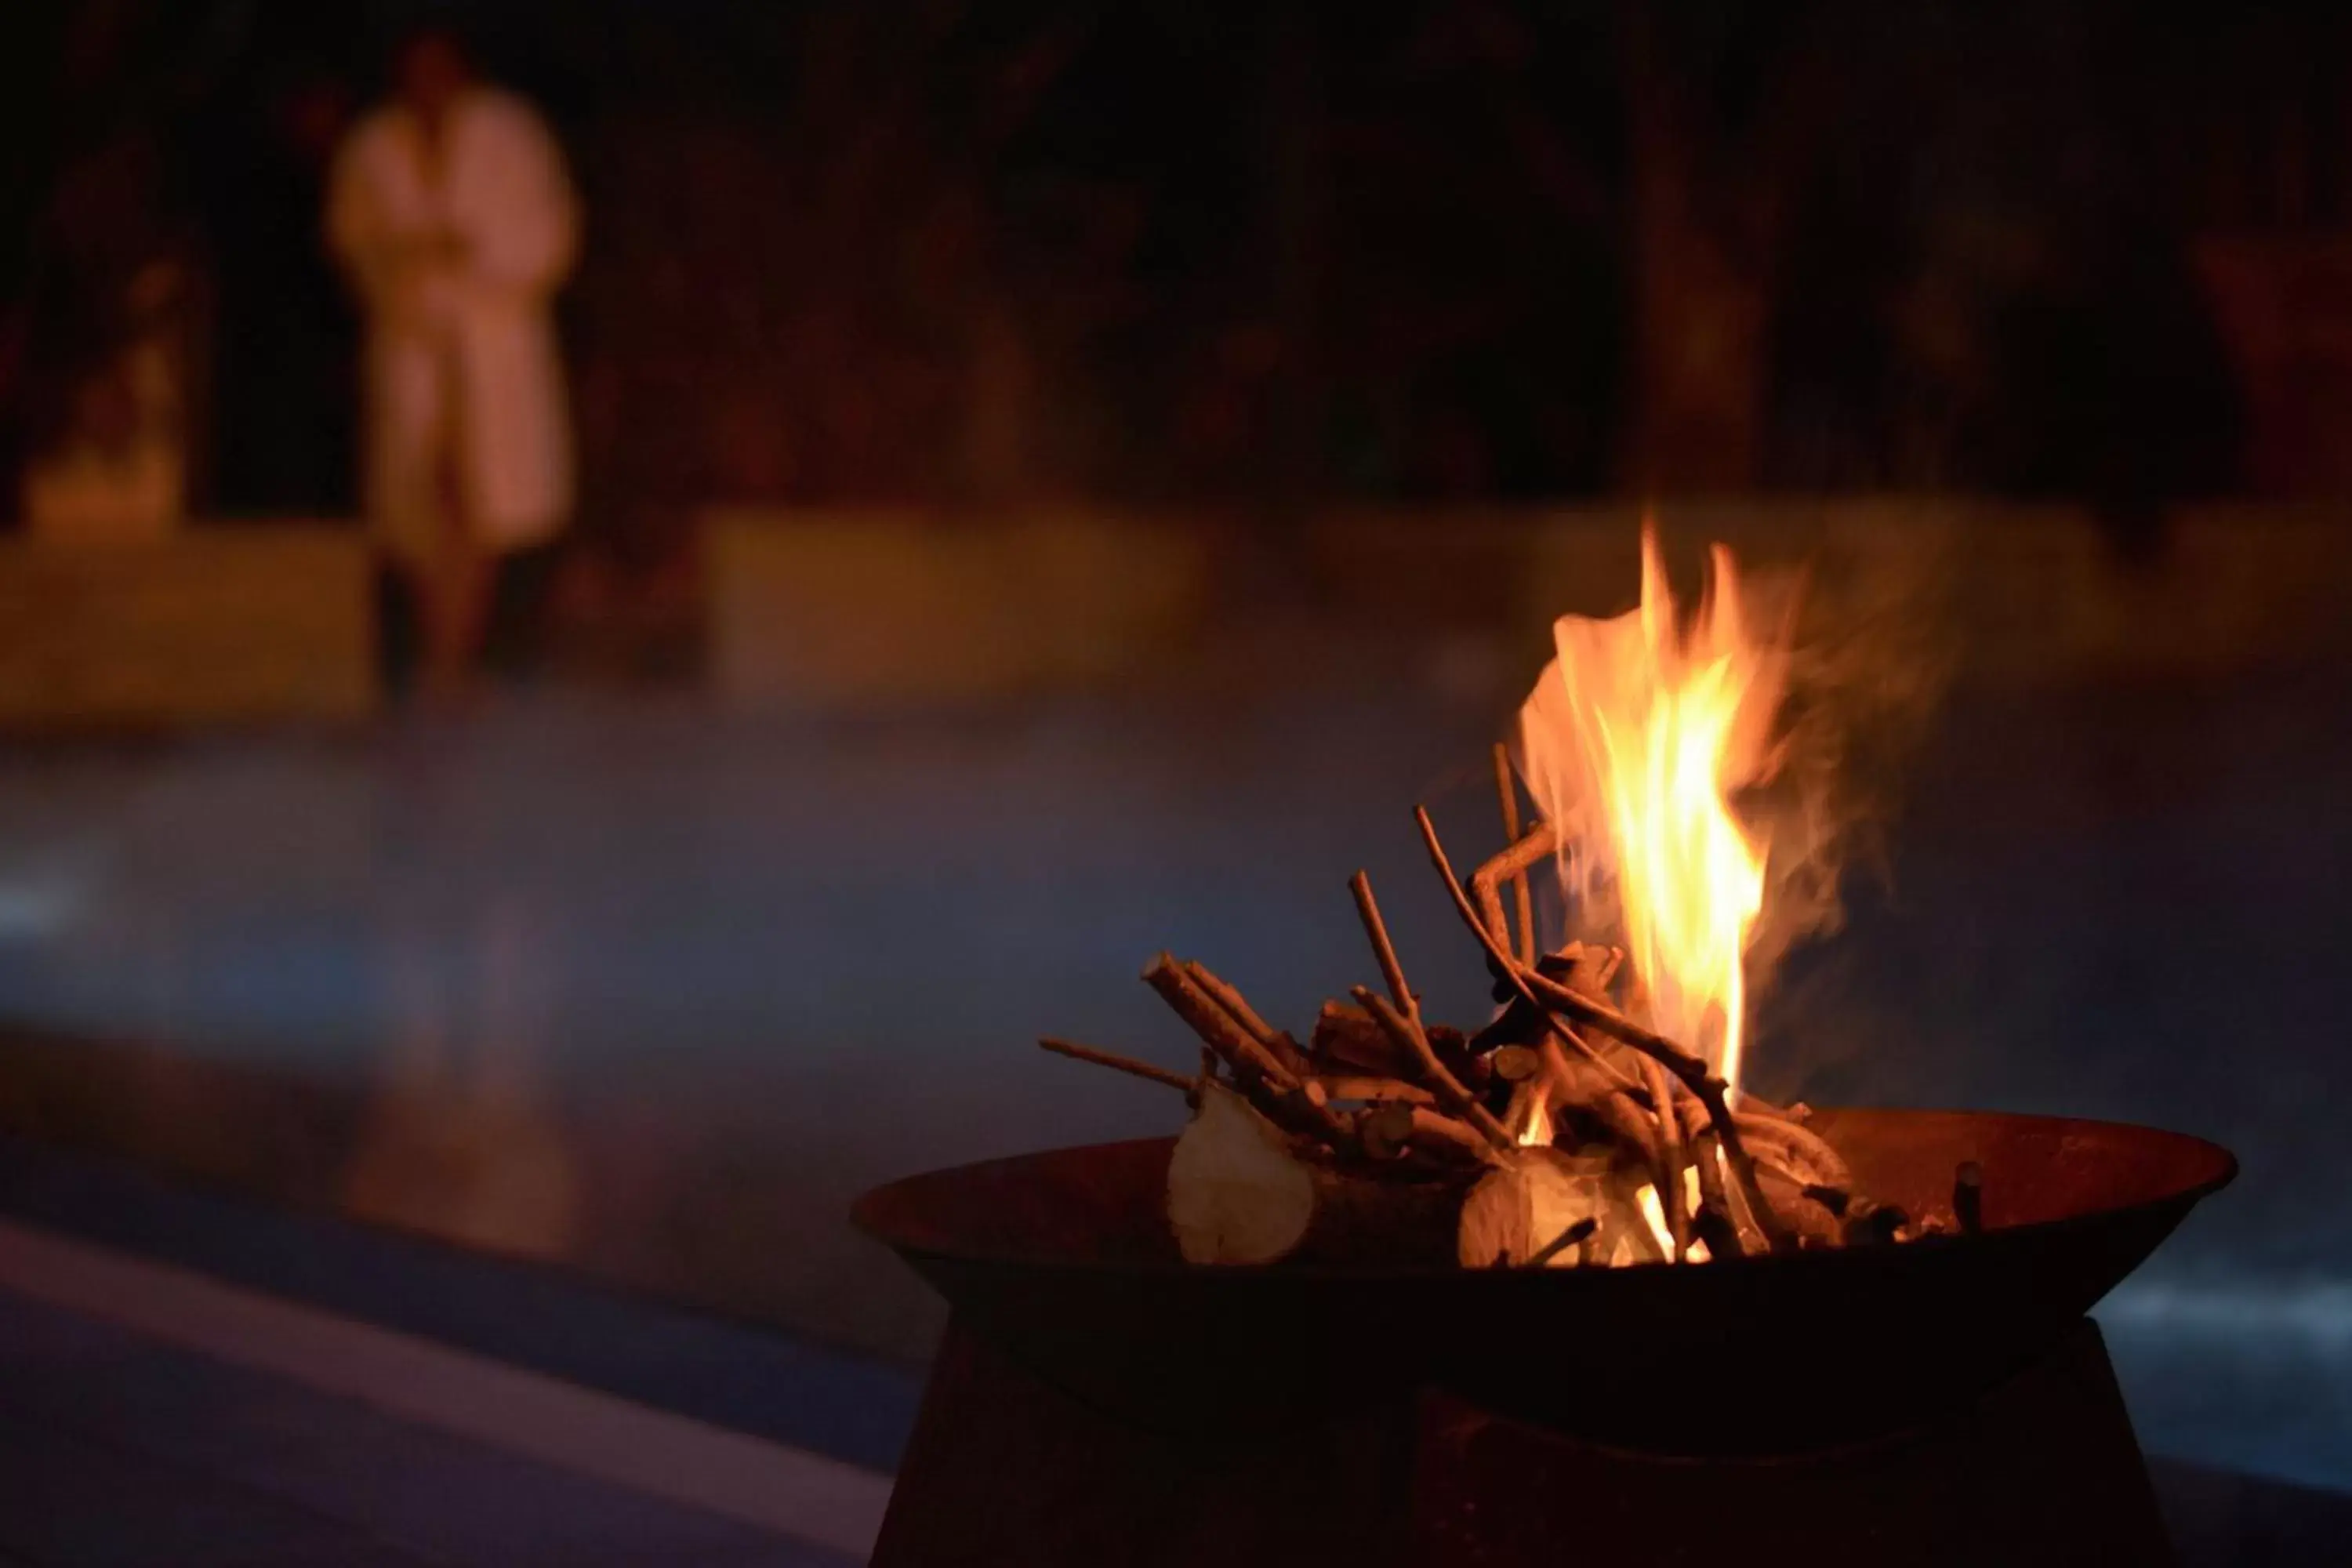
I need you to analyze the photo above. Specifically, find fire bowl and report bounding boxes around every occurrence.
[854,1108,2234,1454]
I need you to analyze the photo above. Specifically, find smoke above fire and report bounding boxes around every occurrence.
[1732,535,1953,984]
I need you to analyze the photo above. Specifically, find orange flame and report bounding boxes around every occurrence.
[1517,524,1784,1095]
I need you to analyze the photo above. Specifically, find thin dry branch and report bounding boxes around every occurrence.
[1347,870,1417,1021]
[1184,961,1280,1046]
[1038,1036,1193,1092]
[1491,742,1539,967]
[1410,1105,1499,1162]
[1353,985,1514,1152]
[1142,953,1363,1149]
[1185,960,1309,1077]
[1537,1031,1661,1152]
[1470,821,1557,964]
[1359,1100,1491,1163]
[1312,1076,1436,1105]
[1142,953,1297,1089]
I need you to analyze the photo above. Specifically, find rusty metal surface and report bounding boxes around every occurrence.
[853,1109,2235,1453]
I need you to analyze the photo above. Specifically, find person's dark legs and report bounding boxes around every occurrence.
[481,538,564,679]
[376,558,423,699]
[379,537,565,699]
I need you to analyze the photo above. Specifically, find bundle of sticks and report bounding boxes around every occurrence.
[1043,749,1976,1269]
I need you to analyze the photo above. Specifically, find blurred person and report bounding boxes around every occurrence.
[328,25,578,696]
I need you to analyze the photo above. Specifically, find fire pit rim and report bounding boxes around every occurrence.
[850,1104,2237,1279]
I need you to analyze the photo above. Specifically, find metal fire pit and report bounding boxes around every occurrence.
[855,1108,2234,1566]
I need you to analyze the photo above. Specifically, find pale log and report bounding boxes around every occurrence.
[1168,1083,1468,1266]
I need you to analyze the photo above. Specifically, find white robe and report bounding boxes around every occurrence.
[328,89,579,564]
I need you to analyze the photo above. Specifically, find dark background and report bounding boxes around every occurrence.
[16,2,2347,540]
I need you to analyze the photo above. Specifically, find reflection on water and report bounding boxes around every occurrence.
[343,892,581,1259]
[2103,1283,2352,1496]
[0,637,2342,1491]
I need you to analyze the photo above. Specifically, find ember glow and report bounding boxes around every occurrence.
[1518,524,1787,1098]
[1636,1168,1712,1262]
[1512,1094,1554,1149]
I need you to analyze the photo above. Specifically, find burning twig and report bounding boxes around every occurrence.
[1678,1098,1854,1192]
[1414,805,1795,1254]
[1537,1031,1668,1154]
[1519,963,1708,1083]
[1526,1215,1599,1268]
[1038,1036,1194,1093]
[1490,742,1539,967]
[1686,1131,1746,1259]
[1549,942,1690,1260]
[1637,1055,1691,1258]
[1508,964,1793,1250]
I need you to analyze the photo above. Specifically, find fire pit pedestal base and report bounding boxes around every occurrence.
[874,1314,2171,1566]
